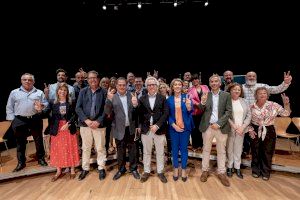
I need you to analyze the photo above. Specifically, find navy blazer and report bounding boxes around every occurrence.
[76,87,107,127]
[46,100,77,136]
[167,94,194,132]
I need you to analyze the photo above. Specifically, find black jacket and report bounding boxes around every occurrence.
[46,100,77,136]
[138,93,169,135]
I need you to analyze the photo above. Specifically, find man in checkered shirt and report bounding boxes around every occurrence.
[242,71,292,105]
[241,70,292,157]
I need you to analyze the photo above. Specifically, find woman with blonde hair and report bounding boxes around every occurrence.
[167,78,194,182]
[48,83,80,181]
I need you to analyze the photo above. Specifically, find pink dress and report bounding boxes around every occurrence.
[50,120,80,168]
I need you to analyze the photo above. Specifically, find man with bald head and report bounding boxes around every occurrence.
[222,70,234,91]
[243,71,292,105]
[242,70,292,157]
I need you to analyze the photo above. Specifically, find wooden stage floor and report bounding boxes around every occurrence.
[1,139,300,200]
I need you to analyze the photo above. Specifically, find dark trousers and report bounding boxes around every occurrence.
[250,124,276,178]
[243,132,251,154]
[191,115,203,148]
[115,127,137,171]
[105,123,112,152]
[12,117,45,164]
[166,130,172,156]
[135,138,143,162]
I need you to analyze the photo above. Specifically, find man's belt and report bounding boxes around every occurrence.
[15,115,39,120]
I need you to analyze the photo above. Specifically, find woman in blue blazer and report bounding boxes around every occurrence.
[167,78,194,182]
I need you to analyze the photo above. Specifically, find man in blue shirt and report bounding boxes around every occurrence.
[6,73,49,172]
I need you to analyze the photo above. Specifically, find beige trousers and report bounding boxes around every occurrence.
[80,127,106,171]
[227,131,244,169]
[141,131,166,174]
[202,126,228,174]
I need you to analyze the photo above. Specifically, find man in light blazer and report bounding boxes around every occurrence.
[138,76,169,183]
[105,77,140,180]
[199,74,232,187]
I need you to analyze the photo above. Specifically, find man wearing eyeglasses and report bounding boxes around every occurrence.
[76,70,107,181]
[137,76,169,183]
[6,73,49,172]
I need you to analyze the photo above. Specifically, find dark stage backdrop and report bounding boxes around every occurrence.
[1,0,299,148]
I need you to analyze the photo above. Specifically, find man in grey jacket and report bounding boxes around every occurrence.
[199,74,232,187]
[105,77,140,180]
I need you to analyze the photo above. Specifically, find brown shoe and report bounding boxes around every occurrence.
[70,173,76,179]
[200,171,209,182]
[218,173,230,187]
[140,172,150,183]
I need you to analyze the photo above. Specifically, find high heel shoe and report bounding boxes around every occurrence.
[51,173,63,182]
[173,168,179,181]
[182,176,187,182]
[173,176,179,181]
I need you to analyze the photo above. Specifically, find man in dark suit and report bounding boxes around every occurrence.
[138,76,169,183]
[76,70,107,181]
[105,77,140,180]
[199,74,232,187]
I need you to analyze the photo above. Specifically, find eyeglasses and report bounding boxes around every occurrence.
[88,77,98,80]
[147,84,157,87]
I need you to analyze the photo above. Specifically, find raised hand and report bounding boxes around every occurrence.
[185,94,192,111]
[283,71,292,84]
[107,88,115,101]
[147,72,151,77]
[153,70,158,78]
[34,99,43,112]
[44,83,50,97]
[281,93,290,105]
[131,92,138,107]
[79,68,87,79]
[201,92,208,104]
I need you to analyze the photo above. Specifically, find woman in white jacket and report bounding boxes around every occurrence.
[227,83,251,179]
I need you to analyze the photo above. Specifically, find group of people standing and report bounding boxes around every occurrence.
[5,68,293,187]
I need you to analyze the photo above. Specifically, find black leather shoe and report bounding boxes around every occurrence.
[13,163,26,172]
[227,168,233,177]
[235,169,243,179]
[140,172,150,183]
[182,176,187,182]
[132,170,140,179]
[252,172,260,178]
[262,176,269,181]
[38,159,48,166]
[78,170,89,181]
[113,170,126,180]
[99,169,106,180]
[158,173,168,183]
[173,176,179,181]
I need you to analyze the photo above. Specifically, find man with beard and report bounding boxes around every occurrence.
[242,71,292,105]
[222,70,234,91]
[44,68,76,102]
[241,71,292,157]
